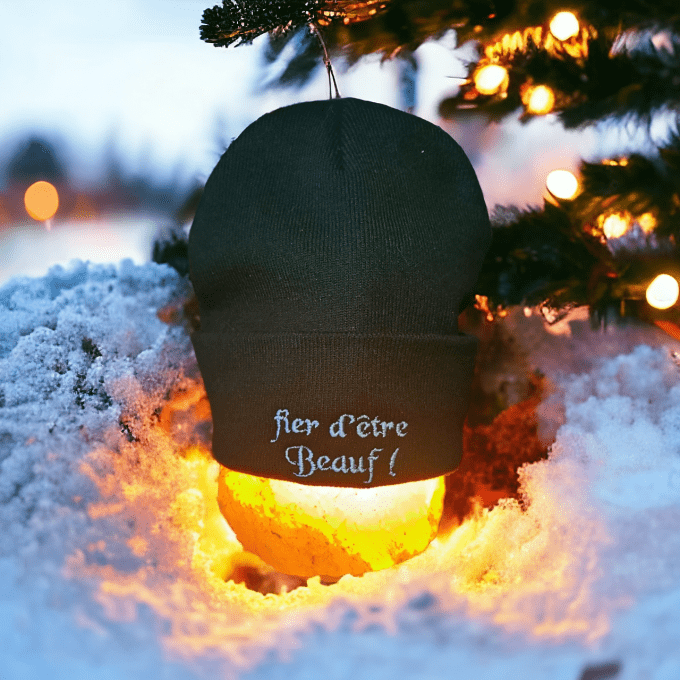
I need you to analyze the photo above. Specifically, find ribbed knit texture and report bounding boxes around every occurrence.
[189,98,491,486]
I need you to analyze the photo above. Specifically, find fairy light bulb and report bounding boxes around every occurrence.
[525,85,555,115]
[24,181,59,221]
[646,274,680,310]
[602,212,631,239]
[546,169,579,199]
[474,64,509,95]
[549,11,580,40]
[638,212,657,234]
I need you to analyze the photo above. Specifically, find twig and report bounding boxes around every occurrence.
[309,22,341,99]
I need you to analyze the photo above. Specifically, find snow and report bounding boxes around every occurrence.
[1,261,680,680]
[0,216,160,284]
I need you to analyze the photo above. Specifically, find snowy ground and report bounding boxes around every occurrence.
[1,260,680,680]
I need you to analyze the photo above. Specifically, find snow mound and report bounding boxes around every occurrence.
[1,261,679,680]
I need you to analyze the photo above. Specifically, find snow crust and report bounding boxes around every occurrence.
[0,260,200,678]
[1,261,679,680]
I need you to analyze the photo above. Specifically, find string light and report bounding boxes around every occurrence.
[24,181,59,221]
[473,64,509,95]
[549,11,580,41]
[524,85,555,114]
[646,274,680,310]
[546,169,579,199]
[601,212,631,239]
[484,23,595,63]
[638,213,657,234]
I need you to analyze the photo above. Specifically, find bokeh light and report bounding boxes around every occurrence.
[24,181,59,221]
[638,212,657,235]
[602,212,631,239]
[474,64,509,95]
[525,85,555,115]
[549,12,580,41]
[646,274,679,310]
[546,169,579,199]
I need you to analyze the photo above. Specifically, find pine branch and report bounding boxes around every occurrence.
[476,134,680,323]
[218,0,680,130]
[209,0,680,88]
[200,1,323,47]
[477,203,604,311]
[262,28,324,88]
[439,24,680,128]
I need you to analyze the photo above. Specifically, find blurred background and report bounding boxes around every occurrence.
[0,0,672,285]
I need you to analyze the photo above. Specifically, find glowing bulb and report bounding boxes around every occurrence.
[646,274,679,310]
[546,169,579,199]
[525,85,555,114]
[217,467,446,579]
[549,11,580,40]
[473,64,509,95]
[602,212,631,239]
[24,181,59,221]
[638,212,657,234]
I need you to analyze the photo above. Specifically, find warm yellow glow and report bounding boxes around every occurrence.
[217,467,446,579]
[473,294,508,321]
[486,29,539,60]
[485,23,595,63]
[546,169,579,199]
[646,274,680,309]
[525,85,555,114]
[69,379,614,665]
[601,212,631,239]
[638,212,657,234]
[24,180,59,221]
[473,64,509,95]
[549,11,580,41]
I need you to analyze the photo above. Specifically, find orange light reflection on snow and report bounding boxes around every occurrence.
[68,382,615,670]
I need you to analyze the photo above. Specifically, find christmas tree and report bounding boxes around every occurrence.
[191,0,680,332]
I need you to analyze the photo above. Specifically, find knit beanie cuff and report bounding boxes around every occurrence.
[191,331,477,487]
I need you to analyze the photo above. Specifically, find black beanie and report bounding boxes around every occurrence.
[189,98,491,487]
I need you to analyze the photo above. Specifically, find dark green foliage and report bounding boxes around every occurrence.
[201,0,680,108]
[262,27,323,87]
[575,136,680,238]
[152,233,189,277]
[441,28,680,128]
[479,203,601,310]
[200,0,322,47]
[477,134,680,322]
